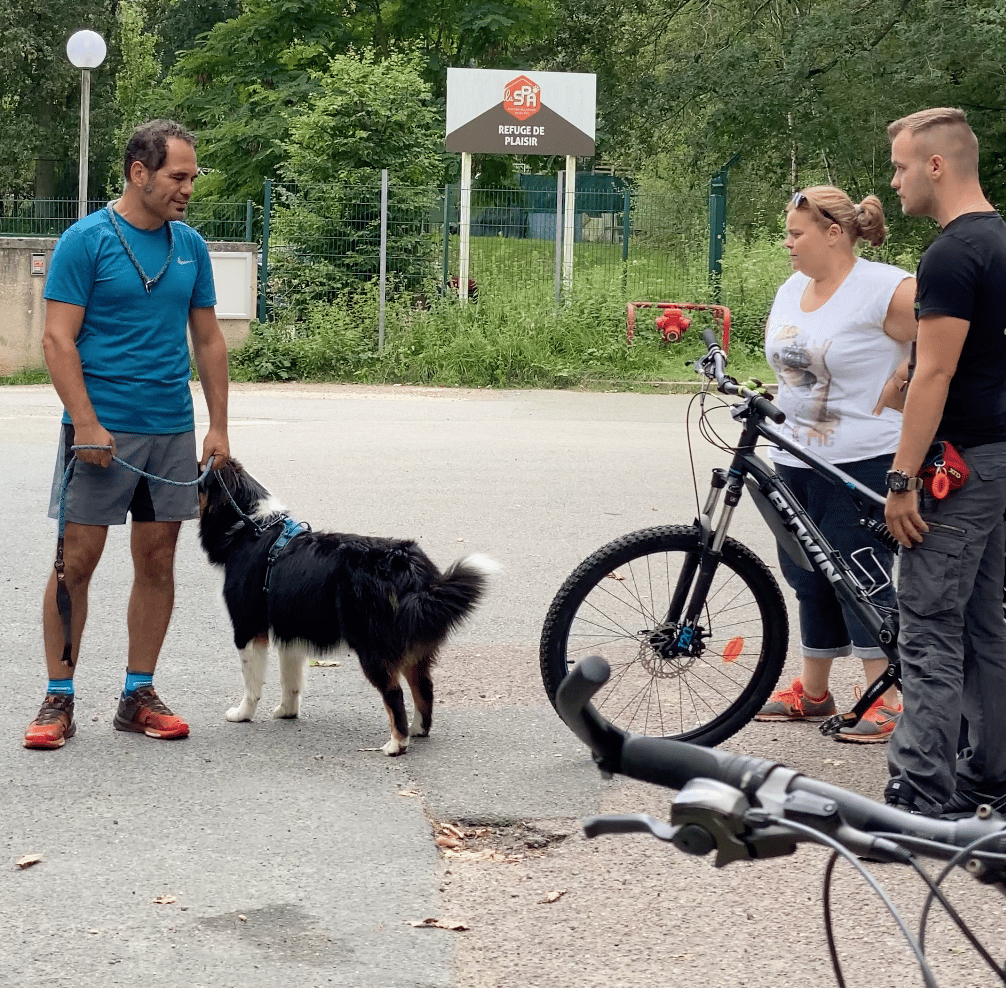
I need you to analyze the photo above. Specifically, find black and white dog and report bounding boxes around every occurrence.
[199,458,497,755]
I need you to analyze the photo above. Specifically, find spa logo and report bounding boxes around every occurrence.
[504,76,541,121]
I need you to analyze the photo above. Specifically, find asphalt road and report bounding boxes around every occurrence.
[2,383,1003,988]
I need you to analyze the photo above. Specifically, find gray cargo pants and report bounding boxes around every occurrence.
[888,441,1006,815]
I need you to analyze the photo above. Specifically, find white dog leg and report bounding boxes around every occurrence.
[274,641,308,719]
[227,637,268,722]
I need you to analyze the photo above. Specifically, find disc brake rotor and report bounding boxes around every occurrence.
[640,626,700,678]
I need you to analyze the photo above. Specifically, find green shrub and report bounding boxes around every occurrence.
[230,266,772,390]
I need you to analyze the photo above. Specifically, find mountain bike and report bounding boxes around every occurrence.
[540,327,900,747]
[556,654,1006,988]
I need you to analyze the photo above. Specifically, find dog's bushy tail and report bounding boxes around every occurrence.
[399,553,501,641]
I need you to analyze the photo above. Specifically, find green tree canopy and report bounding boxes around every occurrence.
[0,0,119,198]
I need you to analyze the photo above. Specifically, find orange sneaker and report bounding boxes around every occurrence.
[24,694,77,749]
[754,678,836,721]
[834,696,901,744]
[113,685,189,739]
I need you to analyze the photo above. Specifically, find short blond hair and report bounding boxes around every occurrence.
[887,107,969,140]
[888,107,979,177]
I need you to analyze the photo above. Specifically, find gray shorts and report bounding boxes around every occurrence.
[48,424,199,525]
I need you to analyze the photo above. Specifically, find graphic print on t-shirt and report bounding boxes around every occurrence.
[768,324,839,445]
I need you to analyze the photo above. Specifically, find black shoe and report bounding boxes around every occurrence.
[884,778,934,816]
[941,785,1006,818]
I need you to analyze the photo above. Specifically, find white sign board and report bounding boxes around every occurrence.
[208,251,255,319]
[446,68,596,156]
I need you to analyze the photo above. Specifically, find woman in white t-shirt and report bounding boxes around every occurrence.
[754,186,917,742]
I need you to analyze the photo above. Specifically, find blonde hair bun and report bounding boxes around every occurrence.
[855,195,887,248]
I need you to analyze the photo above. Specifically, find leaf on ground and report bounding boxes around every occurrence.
[606,571,625,581]
[440,823,465,839]
[309,659,340,667]
[152,895,177,905]
[443,848,522,863]
[435,835,462,850]
[409,917,469,931]
[398,788,422,797]
[539,889,567,904]
[822,758,845,767]
[15,854,43,870]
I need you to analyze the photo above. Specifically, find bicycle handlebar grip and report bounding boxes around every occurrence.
[620,735,779,793]
[554,656,626,768]
[753,394,786,424]
[701,327,719,349]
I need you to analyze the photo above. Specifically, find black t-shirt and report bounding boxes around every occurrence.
[916,211,1006,447]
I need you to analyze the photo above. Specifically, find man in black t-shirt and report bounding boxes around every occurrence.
[882,107,1006,818]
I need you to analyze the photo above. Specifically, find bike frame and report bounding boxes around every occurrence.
[670,399,901,729]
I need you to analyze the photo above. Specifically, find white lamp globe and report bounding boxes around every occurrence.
[66,30,107,69]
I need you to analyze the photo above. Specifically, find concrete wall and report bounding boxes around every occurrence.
[0,238,257,376]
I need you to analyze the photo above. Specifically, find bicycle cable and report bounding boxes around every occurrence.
[752,813,940,988]
[917,829,1006,982]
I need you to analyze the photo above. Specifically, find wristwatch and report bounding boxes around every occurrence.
[885,469,923,493]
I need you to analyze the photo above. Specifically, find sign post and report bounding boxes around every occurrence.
[563,155,576,294]
[459,152,472,302]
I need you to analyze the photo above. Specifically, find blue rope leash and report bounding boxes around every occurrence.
[53,445,216,667]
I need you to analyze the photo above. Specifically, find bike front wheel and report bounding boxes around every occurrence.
[540,525,789,747]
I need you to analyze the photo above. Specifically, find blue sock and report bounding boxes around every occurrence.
[124,670,153,695]
[47,678,74,696]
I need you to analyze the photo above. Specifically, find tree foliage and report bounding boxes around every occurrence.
[6,0,1006,242]
[162,0,555,201]
[107,1,161,192]
[272,48,444,304]
[0,0,119,198]
[547,0,1006,239]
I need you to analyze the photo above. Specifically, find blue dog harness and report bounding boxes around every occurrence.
[211,472,310,592]
[263,514,311,593]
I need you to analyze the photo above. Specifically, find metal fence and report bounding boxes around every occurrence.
[263,178,715,316]
[0,197,256,242]
[3,178,775,336]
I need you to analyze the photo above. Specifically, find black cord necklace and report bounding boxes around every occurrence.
[106,201,174,293]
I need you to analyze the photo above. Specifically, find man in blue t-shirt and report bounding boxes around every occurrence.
[25,119,230,750]
[882,108,1006,817]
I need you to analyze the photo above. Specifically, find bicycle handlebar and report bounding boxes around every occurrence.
[698,328,786,425]
[557,654,1006,863]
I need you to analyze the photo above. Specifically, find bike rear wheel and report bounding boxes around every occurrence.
[540,525,789,747]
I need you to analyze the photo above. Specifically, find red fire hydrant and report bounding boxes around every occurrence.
[654,306,691,343]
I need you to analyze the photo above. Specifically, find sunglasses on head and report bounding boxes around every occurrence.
[791,191,841,228]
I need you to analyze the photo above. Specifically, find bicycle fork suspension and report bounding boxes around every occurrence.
[665,469,741,651]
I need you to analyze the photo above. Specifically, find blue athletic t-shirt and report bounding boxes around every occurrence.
[44,207,217,434]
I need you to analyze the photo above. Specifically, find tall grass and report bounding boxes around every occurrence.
[231,230,798,388]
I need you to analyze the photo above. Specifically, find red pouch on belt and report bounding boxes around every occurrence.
[919,441,968,499]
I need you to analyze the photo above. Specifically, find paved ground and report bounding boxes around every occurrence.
[2,383,1004,988]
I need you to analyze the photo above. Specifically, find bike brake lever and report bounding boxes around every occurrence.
[582,813,679,842]
[582,812,726,859]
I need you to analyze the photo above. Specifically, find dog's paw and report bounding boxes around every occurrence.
[408,718,430,738]
[381,737,409,756]
[272,703,299,720]
[225,704,255,723]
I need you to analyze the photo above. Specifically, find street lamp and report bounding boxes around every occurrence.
[66,30,107,222]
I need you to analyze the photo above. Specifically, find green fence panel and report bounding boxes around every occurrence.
[0,197,256,242]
